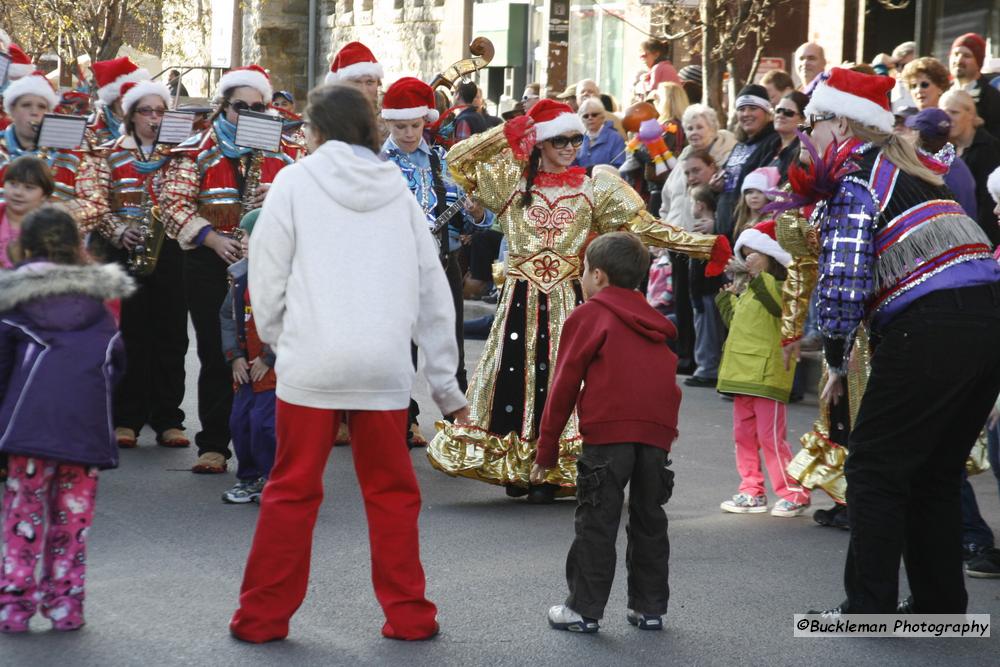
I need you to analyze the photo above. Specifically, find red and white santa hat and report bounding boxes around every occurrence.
[733,220,792,268]
[3,71,58,114]
[381,77,439,123]
[6,44,35,80]
[741,166,781,197]
[326,42,383,85]
[93,57,151,106]
[987,166,1000,205]
[804,67,895,134]
[528,99,585,142]
[120,79,172,117]
[216,64,272,102]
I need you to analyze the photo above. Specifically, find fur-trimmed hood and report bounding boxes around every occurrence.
[0,262,135,331]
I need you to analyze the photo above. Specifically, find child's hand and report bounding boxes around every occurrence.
[231,357,250,384]
[692,218,713,234]
[451,405,471,424]
[745,251,769,277]
[249,357,270,383]
[529,463,550,485]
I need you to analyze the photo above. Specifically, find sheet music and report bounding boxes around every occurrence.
[234,110,284,153]
[156,110,196,144]
[0,52,11,88]
[36,114,87,150]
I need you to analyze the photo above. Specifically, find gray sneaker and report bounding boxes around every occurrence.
[720,493,768,513]
[222,477,265,504]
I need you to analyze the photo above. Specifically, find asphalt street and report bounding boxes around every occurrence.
[2,316,998,666]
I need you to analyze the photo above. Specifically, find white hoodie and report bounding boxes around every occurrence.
[248,140,467,415]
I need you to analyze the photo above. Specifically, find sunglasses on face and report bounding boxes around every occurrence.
[909,80,932,90]
[582,113,603,119]
[797,112,837,135]
[230,101,268,113]
[548,134,585,149]
[774,108,799,118]
[136,107,167,118]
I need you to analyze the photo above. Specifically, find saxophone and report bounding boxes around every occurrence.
[241,150,264,216]
[127,167,167,277]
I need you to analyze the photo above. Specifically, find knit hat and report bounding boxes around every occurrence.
[3,71,58,114]
[6,44,34,80]
[381,77,440,123]
[987,166,1000,205]
[678,65,703,85]
[804,67,895,134]
[326,42,383,85]
[951,33,986,69]
[733,220,792,267]
[239,209,260,236]
[216,64,272,101]
[741,166,781,196]
[528,99,585,142]
[93,57,150,105]
[120,80,172,117]
[734,84,772,113]
[904,107,951,139]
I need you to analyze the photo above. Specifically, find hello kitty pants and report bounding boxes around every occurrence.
[0,455,98,632]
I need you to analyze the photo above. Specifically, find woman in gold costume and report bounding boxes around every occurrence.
[427,100,731,503]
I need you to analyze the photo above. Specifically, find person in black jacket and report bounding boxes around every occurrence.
[949,33,1000,140]
[452,81,489,141]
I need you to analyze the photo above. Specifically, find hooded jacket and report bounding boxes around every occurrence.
[247,140,467,414]
[0,262,133,468]
[536,286,681,468]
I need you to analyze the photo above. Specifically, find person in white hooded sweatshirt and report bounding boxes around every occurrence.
[230,85,468,644]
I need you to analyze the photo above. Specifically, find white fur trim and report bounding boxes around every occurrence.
[96,69,150,105]
[216,69,272,101]
[0,262,135,311]
[805,81,894,134]
[987,165,1000,204]
[3,75,58,114]
[121,80,172,116]
[381,105,439,123]
[8,63,34,79]
[734,228,792,267]
[328,61,383,83]
[534,112,586,142]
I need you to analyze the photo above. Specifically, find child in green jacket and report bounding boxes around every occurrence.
[715,221,811,517]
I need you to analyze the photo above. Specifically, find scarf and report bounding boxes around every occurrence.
[130,141,169,174]
[102,106,123,141]
[3,124,56,167]
[212,116,253,160]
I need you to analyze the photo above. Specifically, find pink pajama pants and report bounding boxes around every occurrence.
[0,455,98,632]
[732,395,809,504]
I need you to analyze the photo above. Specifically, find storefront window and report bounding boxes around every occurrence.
[568,0,625,104]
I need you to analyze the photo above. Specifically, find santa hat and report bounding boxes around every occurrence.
[6,44,34,80]
[951,33,986,69]
[741,166,781,197]
[528,99,585,142]
[804,67,895,134]
[326,42,383,85]
[733,220,792,268]
[987,166,1000,205]
[120,79,172,117]
[3,71,58,114]
[216,64,272,101]
[93,57,150,105]
[381,77,439,122]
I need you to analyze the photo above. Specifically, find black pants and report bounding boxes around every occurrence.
[843,282,1000,613]
[565,443,674,619]
[468,229,503,282]
[115,239,189,435]
[668,252,694,367]
[182,245,234,457]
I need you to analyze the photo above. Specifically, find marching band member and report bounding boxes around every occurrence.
[160,64,300,474]
[87,57,150,146]
[326,41,388,142]
[381,77,495,446]
[427,100,731,503]
[76,78,190,449]
[0,44,35,132]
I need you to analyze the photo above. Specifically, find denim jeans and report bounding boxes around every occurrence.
[987,423,1000,498]
[690,293,723,380]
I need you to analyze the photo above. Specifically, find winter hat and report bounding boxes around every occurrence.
[120,79,172,117]
[987,166,1000,205]
[216,64,272,101]
[93,57,150,105]
[3,71,58,114]
[951,33,986,69]
[741,166,781,196]
[528,99,585,142]
[678,65,703,85]
[733,220,792,267]
[381,77,440,123]
[734,84,772,113]
[804,67,895,134]
[904,107,951,139]
[326,42,383,85]
[6,44,34,80]
[239,208,260,236]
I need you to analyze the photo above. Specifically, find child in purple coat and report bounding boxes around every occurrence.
[0,206,132,633]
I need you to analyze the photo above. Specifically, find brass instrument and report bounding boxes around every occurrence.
[428,37,495,92]
[127,169,167,277]
[242,150,264,215]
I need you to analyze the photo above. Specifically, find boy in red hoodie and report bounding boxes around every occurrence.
[531,231,681,634]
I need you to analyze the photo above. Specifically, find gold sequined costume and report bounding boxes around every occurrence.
[427,125,723,494]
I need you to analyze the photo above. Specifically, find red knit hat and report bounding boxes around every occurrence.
[326,42,383,85]
[216,64,272,101]
[93,57,150,105]
[804,67,895,134]
[733,220,792,267]
[7,44,34,80]
[951,33,986,69]
[3,71,58,114]
[381,77,439,123]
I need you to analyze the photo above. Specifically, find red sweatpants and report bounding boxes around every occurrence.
[229,399,437,642]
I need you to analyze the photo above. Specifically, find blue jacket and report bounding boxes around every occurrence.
[575,121,626,170]
[0,262,133,469]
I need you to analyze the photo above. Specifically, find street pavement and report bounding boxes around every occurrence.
[3,317,998,666]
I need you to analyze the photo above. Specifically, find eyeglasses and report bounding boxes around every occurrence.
[581,113,603,119]
[774,108,799,118]
[909,80,932,90]
[230,101,268,113]
[135,107,167,117]
[548,134,585,149]
[797,112,837,136]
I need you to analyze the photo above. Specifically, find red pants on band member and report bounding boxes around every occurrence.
[229,399,438,642]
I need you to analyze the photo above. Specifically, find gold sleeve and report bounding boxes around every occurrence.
[775,206,819,342]
[73,152,119,240]
[160,155,210,249]
[774,207,818,259]
[445,124,524,213]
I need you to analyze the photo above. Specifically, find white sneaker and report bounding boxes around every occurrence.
[771,498,810,517]
[547,605,599,633]
[720,493,768,513]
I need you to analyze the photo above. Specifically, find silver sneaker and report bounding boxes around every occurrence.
[771,498,810,517]
[720,493,768,513]
[547,605,599,633]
